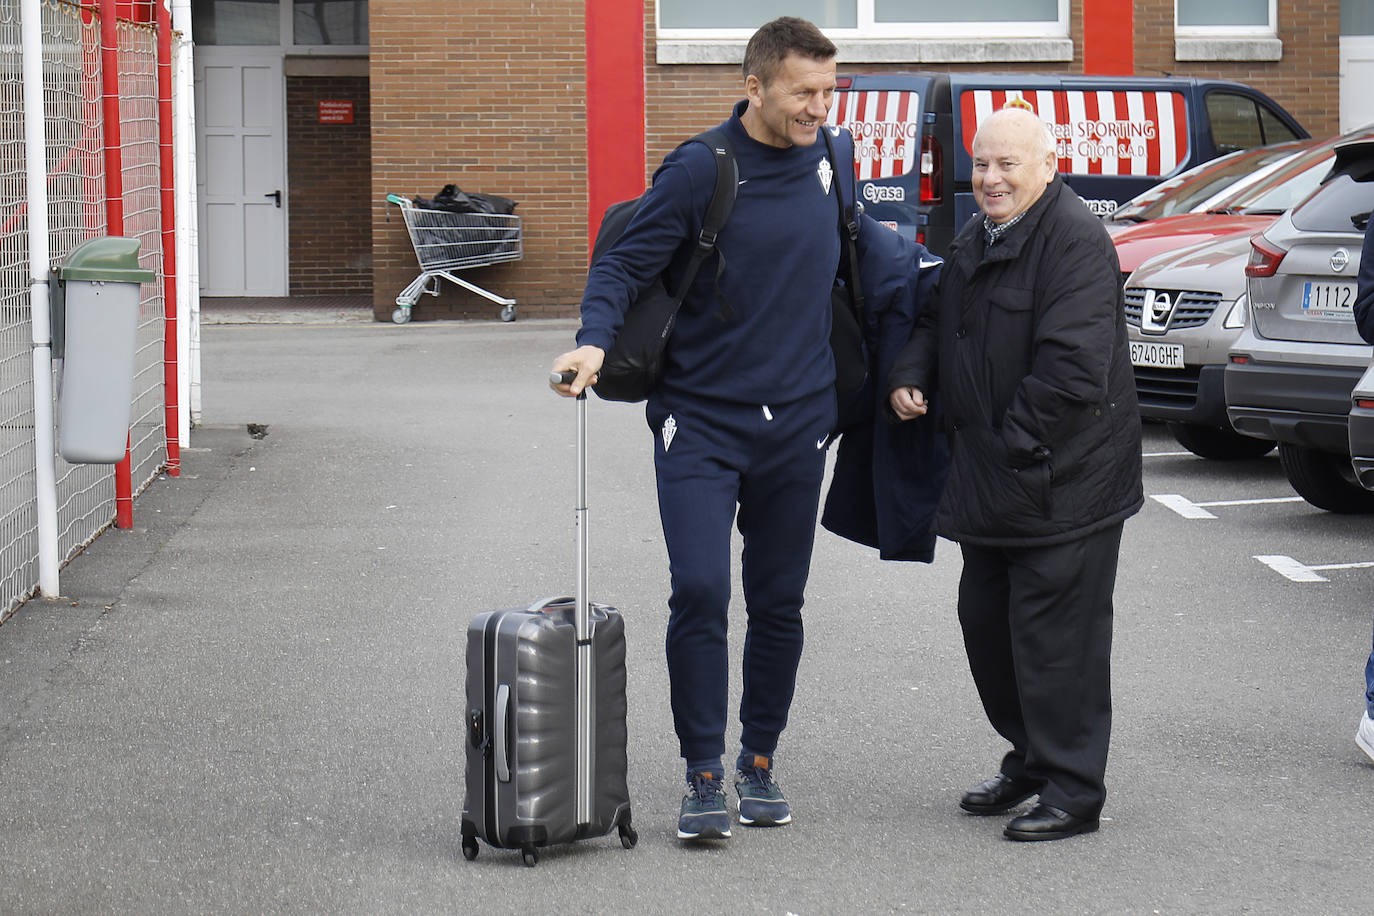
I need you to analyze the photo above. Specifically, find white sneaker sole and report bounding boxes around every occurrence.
[677,824,731,840]
[738,812,792,827]
[1357,716,1374,764]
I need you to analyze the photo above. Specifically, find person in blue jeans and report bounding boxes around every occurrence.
[1362,641,1374,764]
[1355,208,1374,764]
[551,17,850,841]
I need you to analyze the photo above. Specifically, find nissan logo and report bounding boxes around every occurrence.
[1150,291,1172,323]
[1141,289,1174,333]
[1331,248,1350,272]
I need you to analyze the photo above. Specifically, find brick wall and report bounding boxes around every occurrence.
[1134,0,1341,137]
[641,0,1080,181]
[366,0,1339,320]
[286,74,373,295]
[370,0,587,321]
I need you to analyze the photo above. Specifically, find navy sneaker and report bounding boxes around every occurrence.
[677,771,731,840]
[734,754,791,827]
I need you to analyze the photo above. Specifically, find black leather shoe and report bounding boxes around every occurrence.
[959,773,1041,815]
[1003,803,1100,841]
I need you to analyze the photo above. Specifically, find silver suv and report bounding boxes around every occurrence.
[1126,231,1274,459]
[1225,139,1374,512]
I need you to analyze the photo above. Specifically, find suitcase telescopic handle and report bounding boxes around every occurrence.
[552,368,595,825]
[550,370,590,638]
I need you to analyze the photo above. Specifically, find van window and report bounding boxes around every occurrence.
[1291,175,1374,233]
[1206,91,1300,154]
[1258,106,1300,144]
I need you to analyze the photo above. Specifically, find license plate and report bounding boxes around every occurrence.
[1130,340,1184,369]
[1301,281,1357,318]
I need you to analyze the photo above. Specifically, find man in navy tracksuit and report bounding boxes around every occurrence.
[551,17,846,841]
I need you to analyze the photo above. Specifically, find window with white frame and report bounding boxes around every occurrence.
[1174,0,1279,61]
[1175,0,1276,36]
[657,0,1067,38]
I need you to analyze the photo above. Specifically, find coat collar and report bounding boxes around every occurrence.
[950,176,1066,267]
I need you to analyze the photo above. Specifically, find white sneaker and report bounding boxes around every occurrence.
[1357,712,1374,765]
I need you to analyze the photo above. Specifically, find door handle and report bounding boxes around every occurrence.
[264,190,282,208]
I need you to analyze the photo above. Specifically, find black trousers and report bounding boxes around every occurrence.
[957,522,1124,819]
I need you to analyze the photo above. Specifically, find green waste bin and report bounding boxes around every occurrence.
[54,237,155,463]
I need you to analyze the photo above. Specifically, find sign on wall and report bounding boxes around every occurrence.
[318,100,355,124]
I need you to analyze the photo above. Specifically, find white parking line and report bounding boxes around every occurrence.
[1143,450,1192,458]
[1150,493,1305,519]
[1254,554,1374,582]
[1150,494,1218,518]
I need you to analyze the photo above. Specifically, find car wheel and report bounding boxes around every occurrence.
[1167,422,1276,460]
[1277,443,1374,513]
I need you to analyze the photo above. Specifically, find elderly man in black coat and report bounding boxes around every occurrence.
[888,106,1143,841]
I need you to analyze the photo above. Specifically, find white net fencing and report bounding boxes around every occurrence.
[0,0,171,621]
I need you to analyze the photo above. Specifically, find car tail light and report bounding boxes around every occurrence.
[920,135,942,204]
[1230,355,1250,365]
[919,136,942,204]
[1245,234,1287,278]
[1357,398,1374,410]
[916,229,926,244]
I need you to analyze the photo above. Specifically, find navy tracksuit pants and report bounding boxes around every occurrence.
[646,388,836,768]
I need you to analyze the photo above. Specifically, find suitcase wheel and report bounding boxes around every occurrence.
[520,844,539,867]
[619,822,638,850]
[460,821,480,862]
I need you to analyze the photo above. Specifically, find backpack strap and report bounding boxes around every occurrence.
[822,127,865,329]
[677,129,737,321]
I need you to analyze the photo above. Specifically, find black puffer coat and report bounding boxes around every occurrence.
[887,177,1143,546]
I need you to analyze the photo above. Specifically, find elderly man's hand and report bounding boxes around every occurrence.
[889,386,928,421]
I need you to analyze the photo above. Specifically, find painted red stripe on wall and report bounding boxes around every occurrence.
[585,0,645,259]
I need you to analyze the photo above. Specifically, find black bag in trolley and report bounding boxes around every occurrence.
[460,388,636,866]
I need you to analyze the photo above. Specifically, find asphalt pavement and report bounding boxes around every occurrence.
[1,314,1372,914]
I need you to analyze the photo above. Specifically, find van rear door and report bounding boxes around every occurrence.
[829,73,955,254]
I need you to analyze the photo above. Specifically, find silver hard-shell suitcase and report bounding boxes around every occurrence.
[460,390,636,866]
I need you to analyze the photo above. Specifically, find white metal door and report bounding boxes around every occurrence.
[194,49,287,296]
[1340,36,1374,134]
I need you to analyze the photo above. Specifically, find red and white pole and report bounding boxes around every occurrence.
[99,0,134,528]
[156,0,180,477]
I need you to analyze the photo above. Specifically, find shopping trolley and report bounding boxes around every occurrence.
[386,192,524,324]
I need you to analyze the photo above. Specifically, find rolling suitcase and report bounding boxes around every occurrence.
[460,387,636,866]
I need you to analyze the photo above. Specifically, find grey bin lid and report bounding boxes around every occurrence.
[57,236,156,284]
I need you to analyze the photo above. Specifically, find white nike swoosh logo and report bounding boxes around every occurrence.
[737,179,748,186]
[816,435,829,450]
[919,258,944,268]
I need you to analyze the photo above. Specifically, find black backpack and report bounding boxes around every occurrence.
[588,129,737,403]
